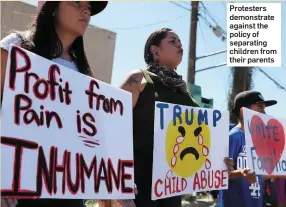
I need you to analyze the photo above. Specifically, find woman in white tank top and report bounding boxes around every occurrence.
[0,1,109,207]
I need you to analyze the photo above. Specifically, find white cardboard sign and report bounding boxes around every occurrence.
[1,45,134,199]
[151,102,229,200]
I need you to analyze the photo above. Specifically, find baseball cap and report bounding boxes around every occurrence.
[232,90,277,115]
[37,1,108,16]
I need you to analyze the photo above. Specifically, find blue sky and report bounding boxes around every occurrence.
[24,1,286,119]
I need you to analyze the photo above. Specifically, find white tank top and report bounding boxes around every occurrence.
[0,33,79,72]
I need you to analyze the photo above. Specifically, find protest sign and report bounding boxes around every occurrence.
[1,45,134,199]
[243,107,286,176]
[151,102,229,200]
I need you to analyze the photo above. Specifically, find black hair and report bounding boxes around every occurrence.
[17,1,93,77]
[144,28,172,65]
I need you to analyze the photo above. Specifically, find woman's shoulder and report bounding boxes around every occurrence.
[128,69,144,76]
[0,33,22,51]
[124,69,145,84]
[120,69,148,94]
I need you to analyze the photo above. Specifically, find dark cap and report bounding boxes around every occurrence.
[37,1,108,16]
[90,1,108,16]
[232,90,277,115]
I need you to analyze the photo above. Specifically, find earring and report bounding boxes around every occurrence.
[52,12,55,16]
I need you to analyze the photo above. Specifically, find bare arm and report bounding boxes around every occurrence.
[120,70,146,108]
[224,158,248,179]
[229,169,245,179]
[1,49,8,103]
[229,168,257,184]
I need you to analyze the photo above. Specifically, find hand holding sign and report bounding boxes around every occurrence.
[241,168,257,184]
[224,157,235,172]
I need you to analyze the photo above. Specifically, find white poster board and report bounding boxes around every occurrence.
[243,107,286,176]
[1,45,134,199]
[151,102,229,200]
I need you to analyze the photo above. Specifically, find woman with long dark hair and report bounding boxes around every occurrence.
[120,28,234,207]
[120,28,199,207]
[0,1,108,207]
[1,1,108,95]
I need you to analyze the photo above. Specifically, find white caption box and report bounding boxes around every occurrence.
[227,3,281,67]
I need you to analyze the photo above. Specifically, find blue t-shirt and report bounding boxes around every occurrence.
[219,127,264,207]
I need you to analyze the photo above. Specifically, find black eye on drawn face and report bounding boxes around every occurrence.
[178,126,202,138]
[178,126,186,137]
[194,127,202,137]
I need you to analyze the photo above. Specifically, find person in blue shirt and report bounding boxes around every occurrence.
[219,90,278,207]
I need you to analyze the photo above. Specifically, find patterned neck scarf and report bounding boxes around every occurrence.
[147,62,190,95]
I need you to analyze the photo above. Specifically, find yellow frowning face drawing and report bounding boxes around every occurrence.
[165,112,211,178]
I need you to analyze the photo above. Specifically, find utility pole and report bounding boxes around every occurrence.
[228,67,253,124]
[188,1,199,84]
